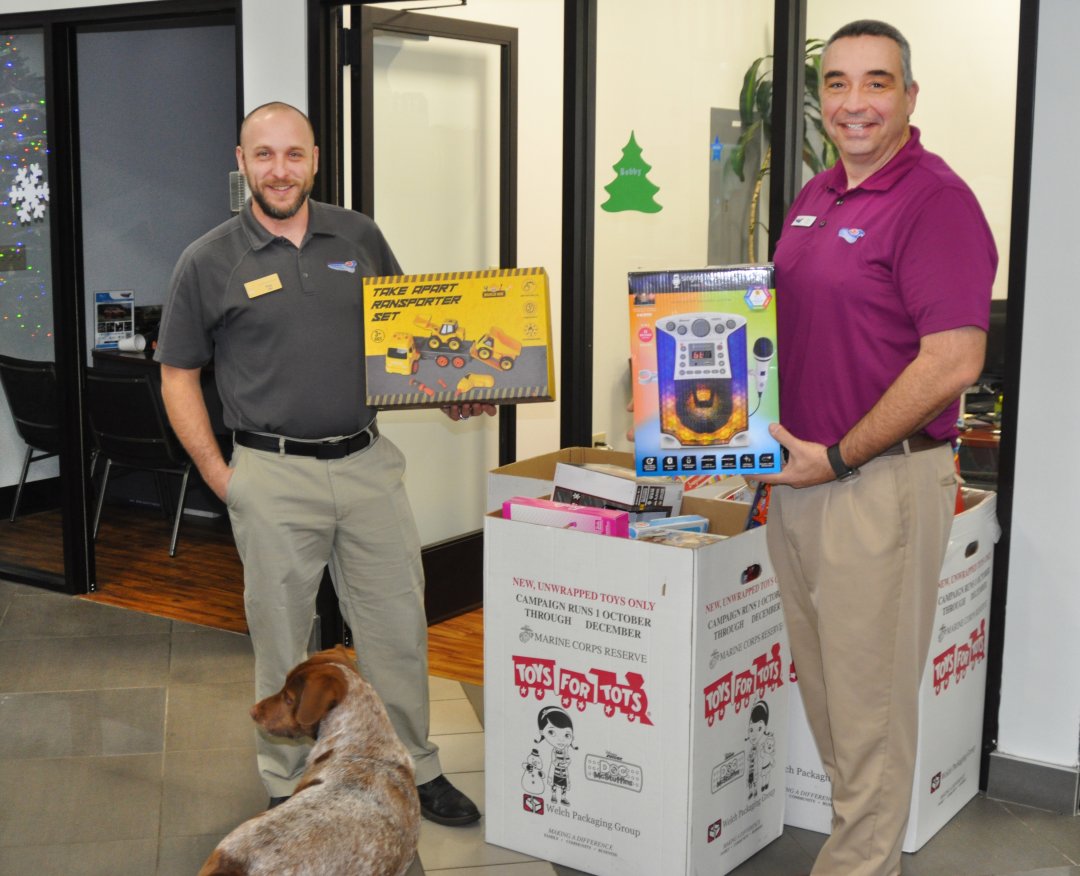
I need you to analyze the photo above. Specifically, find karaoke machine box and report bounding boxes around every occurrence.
[628,265,782,477]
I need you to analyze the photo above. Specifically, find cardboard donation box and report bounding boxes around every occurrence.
[785,489,999,852]
[628,265,782,478]
[485,452,788,876]
[362,267,554,408]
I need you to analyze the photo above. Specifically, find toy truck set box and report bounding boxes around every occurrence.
[362,267,555,409]
[785,489,999,852]
[484,450,788,876]
[628,265,782,478]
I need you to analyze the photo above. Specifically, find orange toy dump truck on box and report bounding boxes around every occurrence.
[471,326,522,371]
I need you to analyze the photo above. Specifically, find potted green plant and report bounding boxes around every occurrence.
[729,38,839,262]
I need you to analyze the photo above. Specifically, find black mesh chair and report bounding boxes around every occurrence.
[85,367,192,557]
[0,354,62,522]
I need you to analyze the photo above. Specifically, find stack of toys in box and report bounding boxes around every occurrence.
[501,461,748,544]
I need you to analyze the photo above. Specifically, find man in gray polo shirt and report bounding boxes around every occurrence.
[156,101,482,825]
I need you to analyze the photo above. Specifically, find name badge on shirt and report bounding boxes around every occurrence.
[244,273,283,298]
[790,215,816,227]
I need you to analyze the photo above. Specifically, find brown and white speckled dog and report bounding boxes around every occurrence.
[198,645,420,876]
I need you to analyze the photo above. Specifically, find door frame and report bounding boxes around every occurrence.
[308,4,520,631]
[315,4,520,469]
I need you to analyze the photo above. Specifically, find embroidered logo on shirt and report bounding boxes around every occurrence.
[327,260,358,273]
[838,227,865,244]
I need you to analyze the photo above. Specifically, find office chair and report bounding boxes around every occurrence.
[85,367,192,557]
[0,354,62,522]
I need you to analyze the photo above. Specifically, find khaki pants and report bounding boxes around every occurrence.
[766,444,957,876]
[226,434,440,796]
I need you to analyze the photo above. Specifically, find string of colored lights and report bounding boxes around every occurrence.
[0,33,51,345]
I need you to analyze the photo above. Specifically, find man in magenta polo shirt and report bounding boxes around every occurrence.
[756,20,996,876]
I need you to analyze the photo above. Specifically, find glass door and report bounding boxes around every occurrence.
[350,7,518,550]
[0,29,64,587]
[74,19,238,600]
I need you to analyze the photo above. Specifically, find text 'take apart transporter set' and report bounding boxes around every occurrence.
[361,267,555,409]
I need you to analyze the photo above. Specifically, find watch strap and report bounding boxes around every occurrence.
[826,442,858,481]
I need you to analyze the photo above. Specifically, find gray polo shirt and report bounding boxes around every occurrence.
[156,200,401,438]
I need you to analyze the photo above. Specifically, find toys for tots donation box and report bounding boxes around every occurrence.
[484,472,789,876]
[362,267,554,408]
[628,265,782,477]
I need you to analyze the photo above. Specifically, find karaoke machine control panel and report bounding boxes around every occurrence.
[657,314,746,380]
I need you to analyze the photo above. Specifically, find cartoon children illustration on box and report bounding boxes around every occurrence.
[746,699,776,800]
[535,706,577,805]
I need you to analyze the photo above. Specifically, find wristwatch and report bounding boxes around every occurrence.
[826,442,860,482]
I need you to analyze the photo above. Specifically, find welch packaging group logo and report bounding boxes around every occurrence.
[523,794,545,815]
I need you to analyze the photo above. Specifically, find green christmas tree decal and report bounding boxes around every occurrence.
[601,131,662,214]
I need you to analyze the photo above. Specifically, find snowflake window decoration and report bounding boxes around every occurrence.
[8,163,50,224]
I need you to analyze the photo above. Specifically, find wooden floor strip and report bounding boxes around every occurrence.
[0,506,483,684]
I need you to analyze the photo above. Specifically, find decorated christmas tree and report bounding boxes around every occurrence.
[0,33,51,346]
[601,131,662,214]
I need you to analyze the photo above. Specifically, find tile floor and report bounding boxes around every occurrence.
[0,577,1076,876]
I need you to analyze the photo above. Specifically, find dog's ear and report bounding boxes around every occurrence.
[294,664,348,730]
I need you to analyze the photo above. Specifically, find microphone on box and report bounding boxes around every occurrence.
[752,337,774,398]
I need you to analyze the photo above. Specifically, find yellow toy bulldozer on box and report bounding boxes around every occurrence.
[414,314,466,351]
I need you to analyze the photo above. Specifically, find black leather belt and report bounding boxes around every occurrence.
[878,432,949,457]
[234,422,379,459]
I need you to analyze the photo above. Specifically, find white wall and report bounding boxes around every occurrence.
[997,0,1080,774]
[241,0,307,112]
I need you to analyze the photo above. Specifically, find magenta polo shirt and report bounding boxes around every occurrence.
[773,127,997,445]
